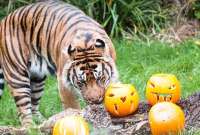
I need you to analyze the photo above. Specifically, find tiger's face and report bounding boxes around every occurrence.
[62,30,118,104]
[71,63,111,104]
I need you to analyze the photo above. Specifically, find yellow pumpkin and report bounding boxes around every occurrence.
[53,116,89,135]
[149,102,185,135]
[104,83,139,117]
[146,73,181,105]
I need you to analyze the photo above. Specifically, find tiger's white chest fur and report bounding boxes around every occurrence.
[28,55,52,78]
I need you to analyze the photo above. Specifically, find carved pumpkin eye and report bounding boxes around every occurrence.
[169,84,176,90]
[95,39,105,48]
[131,92,134,96]
[150,83,155,88]
[108,93,114,97]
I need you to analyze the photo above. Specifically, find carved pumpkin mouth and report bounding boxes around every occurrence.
[151,92,172,101]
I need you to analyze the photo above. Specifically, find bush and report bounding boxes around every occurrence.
[65,0,170,37]
[0,0,171,38]
[0,0,34,19]
[191,0,200,19]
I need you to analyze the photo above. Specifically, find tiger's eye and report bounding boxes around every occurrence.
[68,44,76,55]
[95,39,105,48]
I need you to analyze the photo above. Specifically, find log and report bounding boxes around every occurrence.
[1,92,200,135]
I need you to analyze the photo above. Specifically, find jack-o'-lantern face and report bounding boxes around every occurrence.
[146,74,181,105]
[104,83,139,117]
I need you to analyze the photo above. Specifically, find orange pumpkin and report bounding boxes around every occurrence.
[104,83,139,117]
[149,102,185,135]
[53,116,89,135]
[146,74,181,105]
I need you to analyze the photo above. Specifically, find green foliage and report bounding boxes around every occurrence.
[192,0,200,19]
[0,0,170,37]
[0,0,34,20]
[64,0,170,37]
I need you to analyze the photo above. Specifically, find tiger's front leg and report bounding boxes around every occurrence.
[59,87,81,109]
[58,81,80,109]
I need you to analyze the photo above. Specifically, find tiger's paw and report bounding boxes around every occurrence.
[19,125,41,135]
[20,116,35,128]
[32,111,46,125]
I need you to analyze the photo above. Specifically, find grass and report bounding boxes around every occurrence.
[116,39,200,99]
[1,39,200,134]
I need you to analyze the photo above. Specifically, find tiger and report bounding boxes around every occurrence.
[0,0,118,127]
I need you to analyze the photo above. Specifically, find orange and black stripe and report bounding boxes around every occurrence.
[0,0,118,127]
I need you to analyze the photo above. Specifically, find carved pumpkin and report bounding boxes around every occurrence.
[104,83,139,117]
[53,116,89,135]
[149,102,185,135]
[146,74,181,105]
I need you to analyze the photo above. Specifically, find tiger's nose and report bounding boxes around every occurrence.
[89,96,104,104]
[86,91,104,104]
